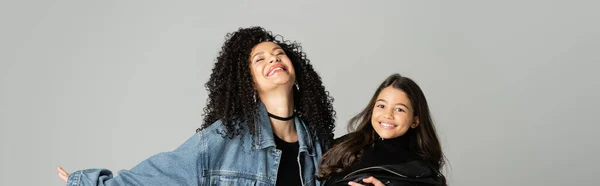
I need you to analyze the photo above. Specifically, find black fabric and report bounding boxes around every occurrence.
[328,161,443,186]
[350,133,416,171]
[323,133,443,186]
[274,134,302,186]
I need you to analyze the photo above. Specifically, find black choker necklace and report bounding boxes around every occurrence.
[267,112,295,121]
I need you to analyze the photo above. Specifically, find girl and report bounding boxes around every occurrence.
[318,74,446,186]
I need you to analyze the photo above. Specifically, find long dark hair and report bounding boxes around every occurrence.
[318,73,446,184]
[197,26,336,146]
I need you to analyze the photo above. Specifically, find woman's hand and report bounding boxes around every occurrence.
[57,166,70,183]
[348,176,386,186]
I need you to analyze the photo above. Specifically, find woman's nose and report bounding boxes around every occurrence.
[269,54,280,63]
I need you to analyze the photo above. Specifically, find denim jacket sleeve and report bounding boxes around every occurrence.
[66,131,207,186]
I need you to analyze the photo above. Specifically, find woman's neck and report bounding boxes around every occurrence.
[259,90,297,142]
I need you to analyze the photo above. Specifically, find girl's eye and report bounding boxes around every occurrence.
[395,108,405,112]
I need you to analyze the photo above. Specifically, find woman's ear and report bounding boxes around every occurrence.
[411,117,420,128]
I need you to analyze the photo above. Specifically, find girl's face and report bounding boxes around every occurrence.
[371,86,419,139]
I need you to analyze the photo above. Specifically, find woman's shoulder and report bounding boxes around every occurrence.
[196,119,251,133]
[194,119,254,144]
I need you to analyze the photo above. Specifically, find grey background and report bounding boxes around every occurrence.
[1,0,598,185]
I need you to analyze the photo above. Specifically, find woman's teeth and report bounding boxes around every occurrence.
[268,68,284,76]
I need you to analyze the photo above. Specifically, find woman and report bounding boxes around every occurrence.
[57,26,336,186]
[318,74,446,186]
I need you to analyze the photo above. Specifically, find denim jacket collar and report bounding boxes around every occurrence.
[254,101,315,156]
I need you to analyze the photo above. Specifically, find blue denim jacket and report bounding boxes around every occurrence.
[67,103,326,186]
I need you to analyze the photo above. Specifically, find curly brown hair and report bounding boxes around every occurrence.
[197,26,336,147]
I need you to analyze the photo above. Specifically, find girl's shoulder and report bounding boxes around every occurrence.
[332,133,354,145]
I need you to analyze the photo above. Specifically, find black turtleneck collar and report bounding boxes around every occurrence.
[374,132,412,152]
[349,131,417,171]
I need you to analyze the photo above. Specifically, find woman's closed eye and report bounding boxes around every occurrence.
[274,48,286,55]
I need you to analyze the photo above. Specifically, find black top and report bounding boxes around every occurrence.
[325,133,418,185]
[274,134,302,186]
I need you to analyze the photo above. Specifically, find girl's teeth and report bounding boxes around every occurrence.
[381,123,395,128]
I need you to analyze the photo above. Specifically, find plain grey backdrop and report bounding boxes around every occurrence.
[1,0,599,185]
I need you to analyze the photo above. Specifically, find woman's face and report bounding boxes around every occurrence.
[249,42,296,94]
[371,86,419,139]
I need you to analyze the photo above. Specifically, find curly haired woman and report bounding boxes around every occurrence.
[57,26,336,186]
